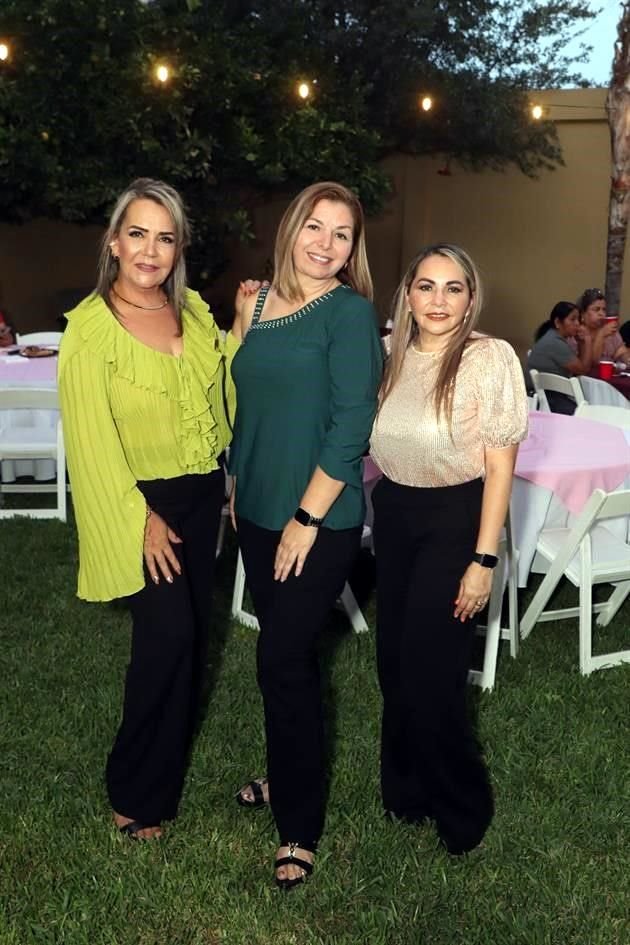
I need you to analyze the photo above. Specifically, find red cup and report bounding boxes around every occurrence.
[598,359,615,380]
[605,315,618,324]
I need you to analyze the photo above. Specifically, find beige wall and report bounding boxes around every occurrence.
[0,219,102,329]
[1,88,620,357]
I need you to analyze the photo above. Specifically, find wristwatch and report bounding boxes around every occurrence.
[472,552,499,569]
[294,507,324,527]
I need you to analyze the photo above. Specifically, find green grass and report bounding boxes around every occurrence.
[0,505,628,945]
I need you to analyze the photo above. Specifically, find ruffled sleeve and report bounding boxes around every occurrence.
[475,338,528,449]
[58,314,147,602]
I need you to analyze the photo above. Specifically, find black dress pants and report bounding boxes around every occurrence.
[106,468,225,825]
[237,517,361,848]
[372,476,494,854]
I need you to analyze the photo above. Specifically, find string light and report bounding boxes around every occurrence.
[531,104,544,120]
[297,81,311,100]
[420,95,433,112]
[155,64,170,84]
[0,43,9,62]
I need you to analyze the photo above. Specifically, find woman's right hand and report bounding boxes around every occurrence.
[144,510,183,584]
[235,280,267,319]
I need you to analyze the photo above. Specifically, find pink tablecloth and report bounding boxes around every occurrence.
[0,352,58,388]
[515,411,630,513]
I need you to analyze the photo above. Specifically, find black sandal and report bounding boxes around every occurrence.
[119,820,161,841]
[235,777,269,809]
[274,842,316,891]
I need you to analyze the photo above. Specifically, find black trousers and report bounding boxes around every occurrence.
[105,468,225,825]
[237,517,361,848]
[372,476,494,854]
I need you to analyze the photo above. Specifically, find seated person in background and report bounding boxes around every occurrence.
[570,288,630,367]
[526,301,591,414]
[0,310,16,347]
[619,319,630,347]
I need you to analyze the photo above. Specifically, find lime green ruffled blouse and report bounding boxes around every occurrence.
[59,289,237,603]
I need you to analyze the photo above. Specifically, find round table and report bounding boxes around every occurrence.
[609,374,630,400]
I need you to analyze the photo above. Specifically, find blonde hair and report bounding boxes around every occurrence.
[380,244,484,424]
[273,181,373,302]
[95,178,191,326]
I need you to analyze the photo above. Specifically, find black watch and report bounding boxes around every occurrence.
[294,507,324,527]
[472,552,499,569]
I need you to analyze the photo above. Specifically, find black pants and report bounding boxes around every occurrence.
[372,476,494,854]
[105,468,225,825]
[237,517,361,848]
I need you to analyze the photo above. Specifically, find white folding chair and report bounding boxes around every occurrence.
[468,514,520,692]
[529,369,585,413]
[527,392,539,411]
[231,547,370,634]
[0,388,67,521]
[574,402,630,429]
[520,488,630,675]
[15,331,63,346]
[579,375,630,409]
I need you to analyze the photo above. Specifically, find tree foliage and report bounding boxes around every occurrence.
[0,0,595,279]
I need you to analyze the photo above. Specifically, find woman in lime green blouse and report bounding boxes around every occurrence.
[230,182,383,889]
[59,178,236,841]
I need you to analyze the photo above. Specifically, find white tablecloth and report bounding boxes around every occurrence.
[579,375,630,408]
[0,350,58,482]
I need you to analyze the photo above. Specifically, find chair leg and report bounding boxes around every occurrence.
[520,552,570,640]
[339,582,369,634]
[469,538,508,692]
[578,571,594,676]
[215,505,228,558]
[596,580,630,627]
[231,550,260,631]
[507,547,519,659]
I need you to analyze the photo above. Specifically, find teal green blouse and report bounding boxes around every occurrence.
[229,284,383,530]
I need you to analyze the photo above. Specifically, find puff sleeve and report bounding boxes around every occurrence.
[476,339,528,449]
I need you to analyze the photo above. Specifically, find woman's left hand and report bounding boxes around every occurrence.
[274,519,318,582]
[454,562,493,622]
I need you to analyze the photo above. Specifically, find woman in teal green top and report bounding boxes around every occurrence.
[230,182,382,889]
[59,179,236,841]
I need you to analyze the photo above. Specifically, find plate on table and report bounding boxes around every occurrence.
[19,346,58,358]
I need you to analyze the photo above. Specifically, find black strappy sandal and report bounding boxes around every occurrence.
[235,776,269,809]
[274,842,316,891]
[119,820,161,841]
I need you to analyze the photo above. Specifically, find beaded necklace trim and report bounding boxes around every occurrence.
[250,284,347,332]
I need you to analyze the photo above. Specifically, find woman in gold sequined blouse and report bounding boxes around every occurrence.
[370,243,527,855]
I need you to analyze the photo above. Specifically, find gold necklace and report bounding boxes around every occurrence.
[111,285,168,311]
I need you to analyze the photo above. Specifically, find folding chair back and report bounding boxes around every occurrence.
[0,388,66,521]
[15,331,63,346]
[530,369,585,412]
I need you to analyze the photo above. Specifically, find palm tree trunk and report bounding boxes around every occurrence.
[606,3,630,315]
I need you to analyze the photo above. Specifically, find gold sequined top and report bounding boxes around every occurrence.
[370,335,528,487]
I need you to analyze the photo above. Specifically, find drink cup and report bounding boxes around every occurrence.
[598,359,615,380]
[605,315,618,325]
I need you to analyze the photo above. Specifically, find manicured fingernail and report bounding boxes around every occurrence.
[167,576,173,584]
